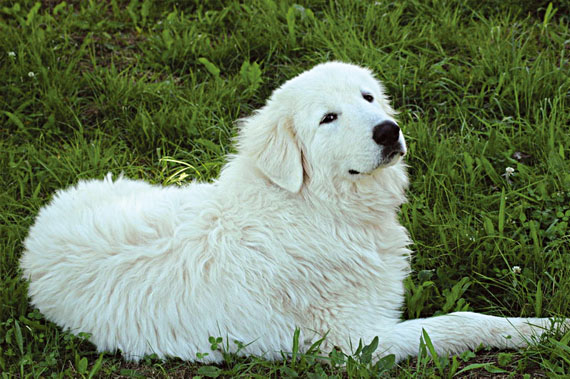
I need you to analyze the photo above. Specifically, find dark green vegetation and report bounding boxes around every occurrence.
[1,0,569,377]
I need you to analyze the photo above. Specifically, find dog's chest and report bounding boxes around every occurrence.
[252,214,410,330]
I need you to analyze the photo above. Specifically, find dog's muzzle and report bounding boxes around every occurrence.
[348,121,406,175]
[372,121,406,162]
[372,121,400,146]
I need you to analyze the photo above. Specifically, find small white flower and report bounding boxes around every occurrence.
[8,51,16,57]
[503,166,515,184]
[512,266,521,274]
[28,71,35,78]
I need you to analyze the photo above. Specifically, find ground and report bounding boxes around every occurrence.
[1,0,569,377]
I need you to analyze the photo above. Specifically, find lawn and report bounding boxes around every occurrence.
[1,0,569,377]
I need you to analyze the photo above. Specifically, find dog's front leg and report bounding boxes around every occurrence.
[375,312,560,361]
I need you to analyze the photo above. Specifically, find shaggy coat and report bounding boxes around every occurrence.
[21,62,557,362]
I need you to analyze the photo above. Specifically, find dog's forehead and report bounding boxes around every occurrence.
[272,63,383,110]
[294,63,379,92]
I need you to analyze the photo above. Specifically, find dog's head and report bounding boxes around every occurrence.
[238,62,407,194]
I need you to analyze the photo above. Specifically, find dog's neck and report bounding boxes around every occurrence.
[299,162,409,221]
[219,156,408,224]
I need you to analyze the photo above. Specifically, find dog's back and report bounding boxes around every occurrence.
[20,175,235,360]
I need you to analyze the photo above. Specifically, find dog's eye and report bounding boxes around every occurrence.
[362,93,374,103]
[320,113,338,124]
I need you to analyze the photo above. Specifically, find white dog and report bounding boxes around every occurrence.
[21,62,558,363]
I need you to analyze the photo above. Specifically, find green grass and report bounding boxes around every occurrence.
[1,0,569,377]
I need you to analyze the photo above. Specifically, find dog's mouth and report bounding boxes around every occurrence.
[383,143,406,162]
[349,144,406,175]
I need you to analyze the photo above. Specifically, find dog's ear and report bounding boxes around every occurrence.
[238,109,303,193]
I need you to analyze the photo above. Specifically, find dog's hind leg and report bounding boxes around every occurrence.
[375,312,565,361]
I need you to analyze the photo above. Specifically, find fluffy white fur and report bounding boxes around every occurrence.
[21,62,560,362]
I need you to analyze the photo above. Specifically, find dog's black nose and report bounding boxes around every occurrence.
[372,121,400,146]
